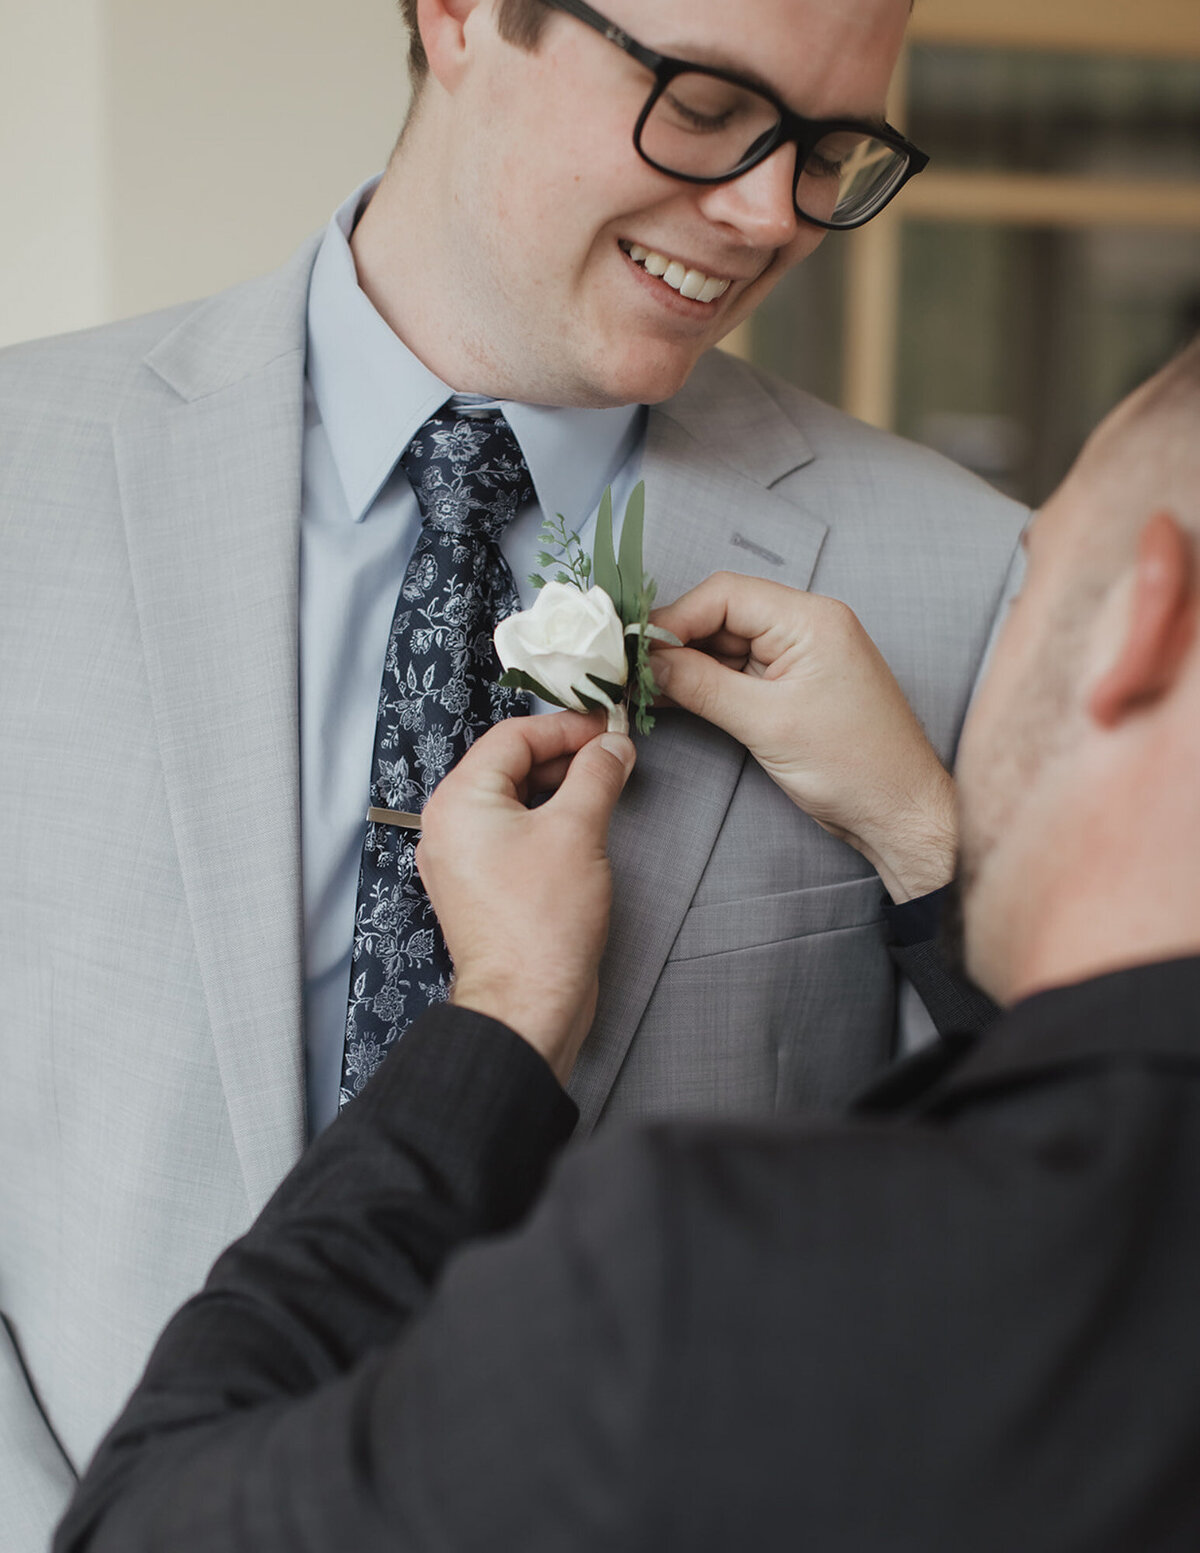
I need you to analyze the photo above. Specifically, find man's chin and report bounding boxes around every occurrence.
[589,339,707,408]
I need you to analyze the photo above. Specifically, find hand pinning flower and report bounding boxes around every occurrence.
[495,483,679,734]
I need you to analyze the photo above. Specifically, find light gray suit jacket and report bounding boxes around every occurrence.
[0,237,1025,1549]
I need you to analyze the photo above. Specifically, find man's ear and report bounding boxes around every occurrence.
[1088,511,1197,728]
[415,0,485,90]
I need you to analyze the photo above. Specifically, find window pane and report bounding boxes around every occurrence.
[745,237,846,408]
[742,42,1200,508]
[907,46,1200,179]
[895,220,1200,504]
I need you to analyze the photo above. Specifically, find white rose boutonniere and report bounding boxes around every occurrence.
[495,482,679,734]
[494,581,628,716]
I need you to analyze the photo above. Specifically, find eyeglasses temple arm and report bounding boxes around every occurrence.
[537,0,665,74]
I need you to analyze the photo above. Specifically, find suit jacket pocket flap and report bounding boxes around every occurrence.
[667,875,886,964]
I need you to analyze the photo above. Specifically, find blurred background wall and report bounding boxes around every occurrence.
[0,0,409,346]
[2,0,1197,505]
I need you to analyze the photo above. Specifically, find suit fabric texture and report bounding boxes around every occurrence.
[56,957,1200,1553]
[0,235,1024,1547]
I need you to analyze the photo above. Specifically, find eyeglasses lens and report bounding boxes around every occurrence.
[801,131,910,225]
[640,71,910,227]
[641,72,780,179]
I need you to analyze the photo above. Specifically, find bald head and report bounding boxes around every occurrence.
[1060,335,1200,586]
[955,334,1200,1005]
[1089,332,1200,492]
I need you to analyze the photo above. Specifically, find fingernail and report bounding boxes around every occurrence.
[599,734,635,772]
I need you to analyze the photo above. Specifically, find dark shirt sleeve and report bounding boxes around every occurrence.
[883,887,948,950]
[884,885,999,1038]
[55,1004,586,1553]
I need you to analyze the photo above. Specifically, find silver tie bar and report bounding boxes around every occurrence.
[367,806,422,832]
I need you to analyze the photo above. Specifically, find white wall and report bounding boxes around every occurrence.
[0,0,410,347]
[0,0,109,346]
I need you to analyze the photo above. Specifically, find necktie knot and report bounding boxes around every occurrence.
[401,404,534,543]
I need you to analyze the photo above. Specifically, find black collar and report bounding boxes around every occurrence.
[857,955,1200,1118]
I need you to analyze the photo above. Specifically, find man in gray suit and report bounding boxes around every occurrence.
[0,0,1023,1545]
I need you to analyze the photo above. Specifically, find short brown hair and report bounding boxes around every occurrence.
[398,0,550,88]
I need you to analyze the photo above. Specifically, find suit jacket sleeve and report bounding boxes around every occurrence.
[55,1005,594,1553]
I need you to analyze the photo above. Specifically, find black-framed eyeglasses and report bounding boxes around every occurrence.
[538,0,929,230]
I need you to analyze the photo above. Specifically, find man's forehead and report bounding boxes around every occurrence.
[629,0,908,111]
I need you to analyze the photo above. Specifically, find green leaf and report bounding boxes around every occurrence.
[497,668,572,709]
[554,571,572,586]
[591,485,621,606]
[528,573,546,589]
[585,674,625,704]
[572,689,609,714]
[616,481,646,624]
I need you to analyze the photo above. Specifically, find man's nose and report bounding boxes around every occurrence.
[694,143,800,249]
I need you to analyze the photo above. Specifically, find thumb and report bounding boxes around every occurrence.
[548,732,636,835]
[652,647,766,746]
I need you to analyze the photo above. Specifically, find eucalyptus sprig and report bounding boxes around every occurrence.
[529,511,592,593]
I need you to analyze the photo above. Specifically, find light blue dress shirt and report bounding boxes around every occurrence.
[301,180,646,1134]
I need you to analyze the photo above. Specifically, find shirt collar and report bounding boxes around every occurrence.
[306,177,643,526]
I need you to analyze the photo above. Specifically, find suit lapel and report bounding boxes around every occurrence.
[568,355,830,1132]
[113,240,319,1208]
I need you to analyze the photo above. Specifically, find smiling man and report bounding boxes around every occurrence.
[367,0,917,406]
[0,2,1022,1546]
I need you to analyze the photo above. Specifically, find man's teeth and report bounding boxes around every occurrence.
[624,242,731,304]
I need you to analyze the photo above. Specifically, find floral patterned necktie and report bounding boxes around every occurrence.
[339,403,533,1106]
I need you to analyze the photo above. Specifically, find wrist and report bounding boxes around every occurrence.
[449,974,581,1085]
[855,767,958,904]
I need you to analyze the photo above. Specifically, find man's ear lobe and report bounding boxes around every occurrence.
[1088,511,1197,729]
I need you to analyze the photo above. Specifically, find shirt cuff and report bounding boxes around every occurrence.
[883,883,950,949]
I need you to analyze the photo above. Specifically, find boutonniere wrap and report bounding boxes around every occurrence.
[494,481,679,735]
